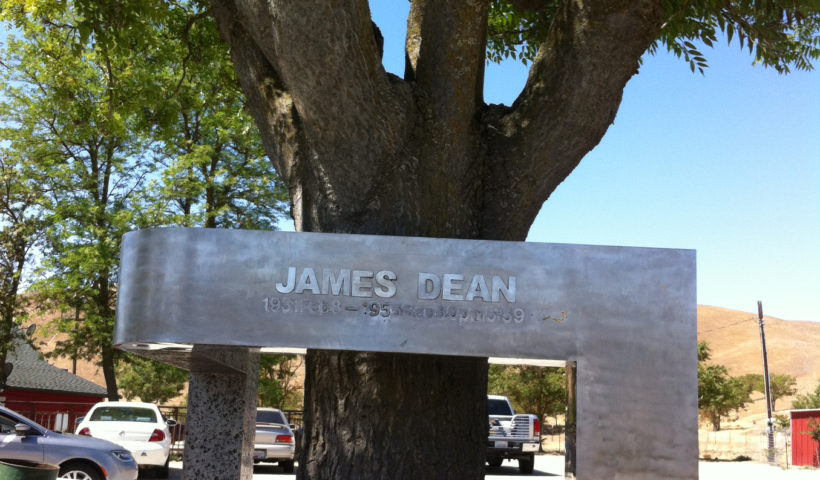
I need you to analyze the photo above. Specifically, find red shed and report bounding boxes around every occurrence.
[790,409,820,467]
[1,339,106,432]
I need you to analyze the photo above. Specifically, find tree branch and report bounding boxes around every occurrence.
[407,0,489,113]
[211,0,413,230]
[482,0,664,240]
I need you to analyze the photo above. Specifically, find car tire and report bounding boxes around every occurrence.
[518,454,535,474]
[487,458,503,468]
[280,460,295,473]
[156,456,170,478]
[58,462,102,480]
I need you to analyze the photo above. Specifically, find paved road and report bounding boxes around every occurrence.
[165,456,564,479]
[165,455,819,479]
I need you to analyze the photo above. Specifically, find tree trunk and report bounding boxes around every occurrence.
[210,0,663,477]
[101,344,119,401]
[299,351,488,479]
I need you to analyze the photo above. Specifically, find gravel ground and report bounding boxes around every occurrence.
[164,455,818,479]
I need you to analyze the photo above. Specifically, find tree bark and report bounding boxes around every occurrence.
[210,0,664,477]
[300,352,487,479]
[101,343,119,401]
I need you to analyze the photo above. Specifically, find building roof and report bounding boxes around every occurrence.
[5,340,107,397]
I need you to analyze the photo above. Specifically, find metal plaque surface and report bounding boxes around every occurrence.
[114,228,698,479]
[114,228,693,361]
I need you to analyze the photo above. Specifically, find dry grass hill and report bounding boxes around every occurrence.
[697,305,820,463]
[698,305,820,416]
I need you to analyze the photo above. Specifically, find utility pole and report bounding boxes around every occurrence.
[758,301,775,464]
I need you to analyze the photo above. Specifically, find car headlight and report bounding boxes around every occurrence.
[112,450,134,462]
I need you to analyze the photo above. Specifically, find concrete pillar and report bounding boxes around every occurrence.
[183,347,260,480]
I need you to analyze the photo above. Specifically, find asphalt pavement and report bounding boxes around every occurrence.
[164,456,564,479]
[164,455,819,479]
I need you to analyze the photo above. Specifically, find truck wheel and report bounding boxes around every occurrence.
[487,458,503,468]
[518,454,535,474]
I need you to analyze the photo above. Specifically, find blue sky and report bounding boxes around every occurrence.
[366,2,820,322]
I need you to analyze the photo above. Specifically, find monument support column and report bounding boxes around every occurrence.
[183,347,260,480]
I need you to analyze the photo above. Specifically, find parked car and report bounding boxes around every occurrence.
[0,405,138,480]
[254,408,295,472]
[76,401,175,478]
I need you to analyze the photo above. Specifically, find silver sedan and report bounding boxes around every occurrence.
[0,406,138,480]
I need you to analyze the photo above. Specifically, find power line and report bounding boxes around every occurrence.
[697,316,757,334]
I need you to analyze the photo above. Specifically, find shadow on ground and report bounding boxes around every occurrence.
[486,464,559,477]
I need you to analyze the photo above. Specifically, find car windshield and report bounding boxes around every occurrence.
[256,410,287,425]
[488,399,514,416]
[89,406,157,423]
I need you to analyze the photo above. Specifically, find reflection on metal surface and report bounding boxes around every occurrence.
[114,228,693,362]
[114,228,698,479]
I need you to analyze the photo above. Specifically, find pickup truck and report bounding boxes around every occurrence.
[487,395,540,474]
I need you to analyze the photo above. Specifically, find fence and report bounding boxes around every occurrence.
[699,428,792,467]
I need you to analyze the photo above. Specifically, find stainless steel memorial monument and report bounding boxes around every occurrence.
[114,228,697,479]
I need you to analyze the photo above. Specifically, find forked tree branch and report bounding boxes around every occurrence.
[211,0,413,229]
[481,0,664,240]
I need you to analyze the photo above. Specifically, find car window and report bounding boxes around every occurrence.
[488,399,514,416]
[89,406,157,423]
[256,410,287,425]
[0,413,17,434]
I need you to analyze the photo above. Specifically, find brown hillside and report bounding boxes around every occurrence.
[698,305,820,414]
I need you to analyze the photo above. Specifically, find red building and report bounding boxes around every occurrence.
[1,340,106,432]
[791,409,820,467]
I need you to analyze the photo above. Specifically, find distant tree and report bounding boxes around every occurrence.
[258,354,303,410]
[774,413,790,431]
[767,374,798,411]
[697,342,751,431]
[738,373,763,396]
[793,382,820,410]
[0,154,44,379]
[140,2,287,231]
[697,341,711,362]
[737,372,796,411]
[117,353,188,404]
[698,364,750,431]
[0,5,161,400]
[1,2,286,402]
[488,365,566,422]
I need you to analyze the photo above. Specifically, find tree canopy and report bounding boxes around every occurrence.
[0,0,286,400]
[793,382,820,410]
[698,342,752,430]
[488,364,566,422]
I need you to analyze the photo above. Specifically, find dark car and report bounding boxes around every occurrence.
[0,406,138,480]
